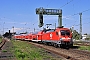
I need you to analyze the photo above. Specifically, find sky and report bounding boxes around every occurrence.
[0,0,90,35]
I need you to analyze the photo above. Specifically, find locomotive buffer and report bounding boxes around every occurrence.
[36,7,62,28]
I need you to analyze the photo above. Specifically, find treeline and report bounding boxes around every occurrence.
[3,32,16,39]
[70,28,90,40]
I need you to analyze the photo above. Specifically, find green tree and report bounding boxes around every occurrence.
[72,30,80,40]
[70,28,80,40]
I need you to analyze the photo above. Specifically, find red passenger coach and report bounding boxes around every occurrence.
[13,34,21,40]
[31,32,42,42]
[36,30,44,42]
[25,34,32,41]
[24,34,32,41]
[20,34,26,40]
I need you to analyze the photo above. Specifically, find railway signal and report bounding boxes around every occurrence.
[39,14,43,27]
[36,7,62,27]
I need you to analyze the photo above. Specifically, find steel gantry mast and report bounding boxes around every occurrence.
[79,13,82,39]
[36,7,62,27]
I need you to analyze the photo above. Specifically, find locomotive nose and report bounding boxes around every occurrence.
[60,37,71,42]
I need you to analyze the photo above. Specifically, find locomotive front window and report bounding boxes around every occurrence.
[56,32,58,35]
[66,31,70,35]
[60,30,70,36]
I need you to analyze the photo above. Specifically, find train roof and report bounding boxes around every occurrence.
[56,27,69,29]
[42,28,55,33]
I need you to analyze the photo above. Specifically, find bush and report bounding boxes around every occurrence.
[85,38,90,40]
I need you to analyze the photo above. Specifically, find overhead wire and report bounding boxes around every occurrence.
[65,8,90,19]
[46,0,52,8]
[46,0,90,28]
[46,0,74,27]
[64,5,90,28]
[60,0,73,8]
[66,21,90,28]
[46,0,73,8]
[71,8,90,27]
[61,0,90,19]
[75,21,90,26]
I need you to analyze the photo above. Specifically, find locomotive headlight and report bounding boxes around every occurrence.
[60,38,65,40]
[60,38,62,40]
[68,38,71,39]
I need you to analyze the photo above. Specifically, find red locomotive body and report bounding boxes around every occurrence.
[41,27,73,47]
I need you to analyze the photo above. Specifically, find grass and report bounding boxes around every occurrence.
[2,50,7,52]
[0,37,2,43]
[79,46,90,51]
[11,40,61,60]
[74,44,90,51]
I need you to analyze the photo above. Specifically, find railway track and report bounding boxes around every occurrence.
[69,49,90,58]
[0,38,15,60]
[28,41,90,60]
[0,38,6,50]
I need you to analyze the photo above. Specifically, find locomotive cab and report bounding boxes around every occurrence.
[41,27,73,48]
[55,27,73,47]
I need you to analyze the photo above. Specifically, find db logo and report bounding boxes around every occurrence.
[50,33,52,39]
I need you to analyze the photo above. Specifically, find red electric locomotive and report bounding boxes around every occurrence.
[41,27,73,47]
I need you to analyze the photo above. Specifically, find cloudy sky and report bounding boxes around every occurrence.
[0,0,90,34]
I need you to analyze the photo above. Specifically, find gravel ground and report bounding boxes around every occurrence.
[29,42,90,60]
[0,39,16,60]
[0,39,65,60]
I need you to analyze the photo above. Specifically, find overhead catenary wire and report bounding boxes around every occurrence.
[60,0,73,8]
[64,8,90,30]
[67,8,90,26]
[46,0,52,8]
[65,8,90,19]
[74,22,90,26]
[46,0,73,8]
[58,0,90,31]
[65,21,90,29]
[45,0,90,17]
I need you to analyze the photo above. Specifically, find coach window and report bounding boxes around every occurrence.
[56,32,58,35]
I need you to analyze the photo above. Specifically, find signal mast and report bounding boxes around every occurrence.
[36,7,62,28]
